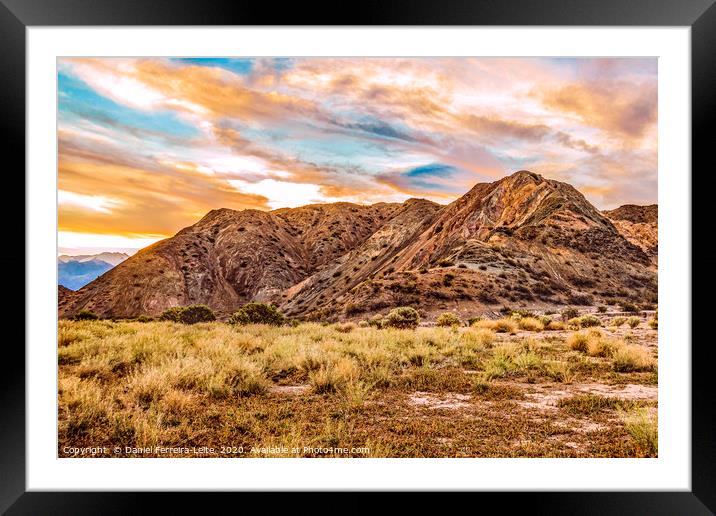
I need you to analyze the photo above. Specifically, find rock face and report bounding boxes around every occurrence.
[603,204,658,262]
[60,203,400,318]
[59,171,658,320]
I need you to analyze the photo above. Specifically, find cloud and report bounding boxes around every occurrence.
[458,114,551,142]
[57,57,657,250]
[535,79,657,141]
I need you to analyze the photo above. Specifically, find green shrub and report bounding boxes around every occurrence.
[367,315,384,328]
[436,312,461,327]
[619,407,658,457]
[159,307,184,322]
[179,305,215,324]
[561,307,579,321]
[597,305,607,313]
[627,316,641,329]
[159,305,216,324]
[437,259,454,268]
[136,315,154,323]
[621,302,639,313]
[578,315,601,328]
[612,316,627,327]
[73,309,99,321]
[229,302,285,326]
[383,307,420,329]
[649,318,658,330]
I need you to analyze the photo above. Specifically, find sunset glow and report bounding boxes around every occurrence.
[58,57,657,253]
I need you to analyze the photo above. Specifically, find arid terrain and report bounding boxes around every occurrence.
[58,171,657,323]
[58,170,658,458]
[58,308,657,458]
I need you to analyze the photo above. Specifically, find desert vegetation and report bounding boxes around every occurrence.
[58,305,657,458]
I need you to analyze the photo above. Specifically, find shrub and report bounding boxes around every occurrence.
[587,336,621,358]
[619,407,658,457]
[612,345,656,372]
[476,318,517,334]
[517,317,544,332]
[597,305,607,313]
[73,309,99,321]
[460,328,495,349]
[621,302,639,313]
[566,317,582,330]
[436,312,461,327]
[159,307,185,322]
[649,318,658,330]
[367,315,384,328]
[437,258,454,268]
[567,332,590,352]
[177,305,215,324]
[514,351,542,371]
[545,361,575,384]
[229,302,284,326]
[442,272,455,286]
[612,316,627,327]
[561,308,579,321]
[136,315,154,323]
[383,307,420,329]
[309,358,359,394]
[627,316,641,329]
[545,320,566,331]
[578,315,601,328]
[483,354,515,380]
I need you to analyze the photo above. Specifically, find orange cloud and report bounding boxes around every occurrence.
[535,79,657,141]
[58,139,269,237]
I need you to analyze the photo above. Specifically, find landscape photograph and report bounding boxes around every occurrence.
[57,57,658,458]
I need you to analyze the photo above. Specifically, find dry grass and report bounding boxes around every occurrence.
[627,317,641,329]
[619,407,658,457]
[58,319,657,458]
[517,317,544,332]
[611,317,627,327]
[612,345,657,372]
[475,318,518,334]
[544,320,566,331]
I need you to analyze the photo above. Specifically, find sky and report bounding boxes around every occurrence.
[58,57,657,255]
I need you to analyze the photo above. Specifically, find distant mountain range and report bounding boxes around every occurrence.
[58,252,129,290]
[58,171,657,320]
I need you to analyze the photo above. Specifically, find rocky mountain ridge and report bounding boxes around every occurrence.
[59,171,657,320]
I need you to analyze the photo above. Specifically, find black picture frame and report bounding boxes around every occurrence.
[2,0,711,512]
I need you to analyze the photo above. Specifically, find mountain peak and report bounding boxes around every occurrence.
[59,172,656,320]
[504,170,544,182]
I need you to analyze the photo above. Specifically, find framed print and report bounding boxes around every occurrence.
[2,0,713,511]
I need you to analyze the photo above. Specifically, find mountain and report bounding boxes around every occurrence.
[58,204,400,318]
[58,252,129,266]
[603,204,658,262]
[58,252,129,290]
[59,171,657,320]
